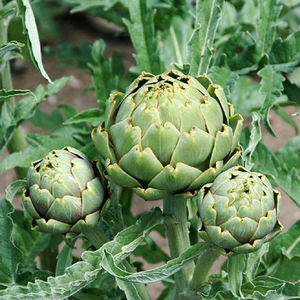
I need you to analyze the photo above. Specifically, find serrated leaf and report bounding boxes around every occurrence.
[192,274,232,300]
[217,2,236,34]
[0,89,33,100]
[0,126,86,176]
[159,16,193,70]
[0,41,24,59]
[5,180,26,201]
[267,220,300,264]
[88,39,120,112]
[64,109,103,126]
[252,142,300,207]
[257,0,282,57]
[102,242,209,284]
[239,0,258,26]
[258,65,285,136]
[188,0,224,75]
[123,0,161,74]
[242,276,300,299]
[231,76,264,116]
[0,197,22,286]
[0,77,71,154]
[64,0,121,13]
[0,208,163,299]
[276,135,300,171]
[208,66,239,98]
[272,257,300,282]
[269,31,300,73]
[16,0,52,83]
[228,43,260,75]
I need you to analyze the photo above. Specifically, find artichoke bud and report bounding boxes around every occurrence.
[22,147,110,235]
[198,166,283,254]
[92,70,244,201]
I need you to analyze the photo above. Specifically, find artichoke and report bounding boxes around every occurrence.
[92,70,243,200]
[198,166,283,254]
[22,147,108,235]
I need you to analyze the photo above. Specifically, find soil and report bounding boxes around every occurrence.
[0,15,299,300]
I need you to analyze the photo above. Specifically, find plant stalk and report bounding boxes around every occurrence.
[81,225,109,249]
[0,0,27,178]
[163,197,194,298]
[40,245,59,273]
[190,246,220,291]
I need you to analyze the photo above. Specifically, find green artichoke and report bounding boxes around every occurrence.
[22,147,108,235]
[198,166,283,254]
[92,70,243,200]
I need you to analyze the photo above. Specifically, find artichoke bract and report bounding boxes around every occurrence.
[198,166,283,254]
[92,70,243,200]
[22,147,107,235]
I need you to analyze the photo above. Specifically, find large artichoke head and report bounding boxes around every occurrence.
[22,147,108,235]
[92,70,243,200]
[198,166,283,254]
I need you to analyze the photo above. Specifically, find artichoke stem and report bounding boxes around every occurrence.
[190,245,220,291]
[81,226,109,249]
[40,246,59,273]
[163,197,194,298]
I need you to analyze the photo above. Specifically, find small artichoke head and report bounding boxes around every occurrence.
[198,166,283,254]
[22,147,108,235]
[92,70,244,200]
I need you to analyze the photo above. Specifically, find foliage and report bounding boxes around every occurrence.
[0,0,299,299]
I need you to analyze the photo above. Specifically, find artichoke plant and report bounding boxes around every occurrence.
[198,166,283,254]
[92,70,244,200]
[22,147,108,234]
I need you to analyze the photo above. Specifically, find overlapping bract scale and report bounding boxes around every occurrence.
[22,147,107,234]
[92,70,244,200]
[198,166,283,254]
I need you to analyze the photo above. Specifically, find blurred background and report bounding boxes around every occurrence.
[0,0,300,298]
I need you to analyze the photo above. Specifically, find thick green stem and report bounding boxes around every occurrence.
[119,187,133,211]
[190,246,220,291]
[40,245,59,273]
[0,0,27,178]
[163,197,194,298]
[81,225,109,249]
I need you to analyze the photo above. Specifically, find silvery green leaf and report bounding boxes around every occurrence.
[188,0,224,75]
[101,243,209,284]
[257,0,282,57]
[258,65,285,137]
[16,0,52,83]
[227,254,246,298]
[0,208,163,299]
[123,0,161,74]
